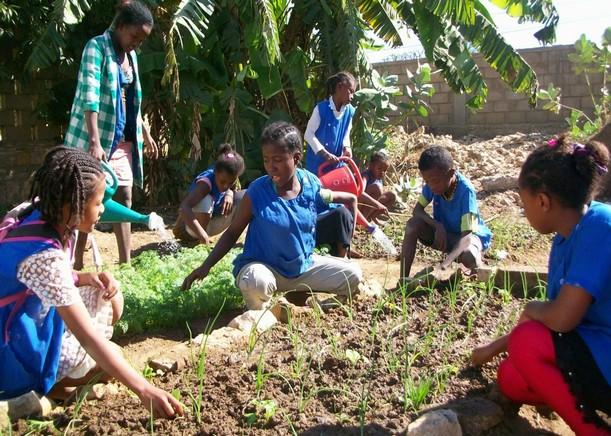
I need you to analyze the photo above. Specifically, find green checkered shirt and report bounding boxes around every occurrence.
[64,30,145,187]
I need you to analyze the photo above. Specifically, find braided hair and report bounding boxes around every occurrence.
[326,71,356,96]
[260,121,302,154]
[30,147,104,227]
[519,135,610,209]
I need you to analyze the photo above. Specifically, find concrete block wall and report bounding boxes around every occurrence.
[374,45,604,136]
[0,77,63,209]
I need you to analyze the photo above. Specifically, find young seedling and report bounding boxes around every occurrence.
[188,298,226,424]
[243,399,278,427]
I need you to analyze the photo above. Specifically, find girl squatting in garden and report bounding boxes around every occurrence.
[65,0,157,268]
[0,147,182,418]
[472,137,611,435]
[173,144,245,244]
[182,121,362,312]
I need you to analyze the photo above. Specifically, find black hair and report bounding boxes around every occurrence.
[326,71,356,96]
[30,146,104,227]
[114,0,153,28]
[519,135,610,209]
[370,149,390,164]
[418,146,453,172]
[260,121,302,154]
[214,143,245,178]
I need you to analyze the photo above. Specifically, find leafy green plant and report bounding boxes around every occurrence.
[537,28,610,141]
[111,246,243,335]
[244,399,278,427]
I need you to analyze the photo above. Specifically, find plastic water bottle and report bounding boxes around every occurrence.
[367,225,398,257]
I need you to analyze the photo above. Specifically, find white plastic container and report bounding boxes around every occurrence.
[368,225,398,257]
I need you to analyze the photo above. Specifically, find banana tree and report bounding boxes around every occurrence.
[4,0,559,201]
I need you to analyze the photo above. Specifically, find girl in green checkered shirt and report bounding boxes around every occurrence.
[65,1,157,269]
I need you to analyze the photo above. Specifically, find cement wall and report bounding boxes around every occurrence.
[0,77,63,210]
[373,45,603,136]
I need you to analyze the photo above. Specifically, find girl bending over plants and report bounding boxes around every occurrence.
[173,143,245,244]
[472,136,611,435]
[182,121,362,311]
[0,147,182,418]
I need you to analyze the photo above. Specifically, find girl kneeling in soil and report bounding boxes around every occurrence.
[182,121,362,310]
[173,144,245,244]
[472,137,611,435]
[0,147,182,418]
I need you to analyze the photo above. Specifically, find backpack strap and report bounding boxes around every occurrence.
[0,215,62,343]
[0,221,61,248]
[0,290,32,343]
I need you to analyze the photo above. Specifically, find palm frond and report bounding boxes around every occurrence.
[458,9,538,104]
[486,0,558,44]
[422,0,475,25]
[357,0,408,47]
[25,0,92,71]
[406,1,489,108]
[172,0,215,47]
[252,0,281,63]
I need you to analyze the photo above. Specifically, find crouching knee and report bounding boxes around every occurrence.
[237,263,277,310]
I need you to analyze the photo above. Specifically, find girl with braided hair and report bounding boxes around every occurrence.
[471,136,611,435]
[0,147,182,418]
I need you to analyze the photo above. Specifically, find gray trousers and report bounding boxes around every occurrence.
[236,254,363,310]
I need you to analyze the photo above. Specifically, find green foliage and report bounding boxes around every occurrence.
[537,28,610,141]
[352,70,402,160]
[111,246,243,335]
[0,0,560,203]
[244,398,278,426]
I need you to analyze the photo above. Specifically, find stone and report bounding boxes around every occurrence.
[480,175,518,192]
[358,279,385,298]
[450,397,504,435]
[406,409,462,436]
[228,309,278,334]
[148,358,179,374]
[193,326,248,350]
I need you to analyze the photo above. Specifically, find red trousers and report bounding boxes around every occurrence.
[498,321,610,436]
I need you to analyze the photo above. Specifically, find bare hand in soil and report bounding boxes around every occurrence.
[181,266,209,291]
[138,385,183,418]
[432,264,457,282]
[471,335,508,367]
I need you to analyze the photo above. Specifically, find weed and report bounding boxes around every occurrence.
[244,399,278,427]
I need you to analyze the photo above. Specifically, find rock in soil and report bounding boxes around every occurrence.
[193,326,248,349]
[480,175,518,192]
[148,357,180,374]
[406,409,462,436]
[449,397,504,435]
[228,309,278,333]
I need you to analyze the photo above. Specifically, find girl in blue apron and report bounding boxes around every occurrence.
[181,122,362,311]
[0,147,181,418]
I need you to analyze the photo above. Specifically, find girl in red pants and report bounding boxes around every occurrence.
[472,136,611,436]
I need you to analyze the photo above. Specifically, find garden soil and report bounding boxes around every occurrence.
[17,132,581,435]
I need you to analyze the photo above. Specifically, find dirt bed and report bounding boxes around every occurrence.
[33,280,571,435]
